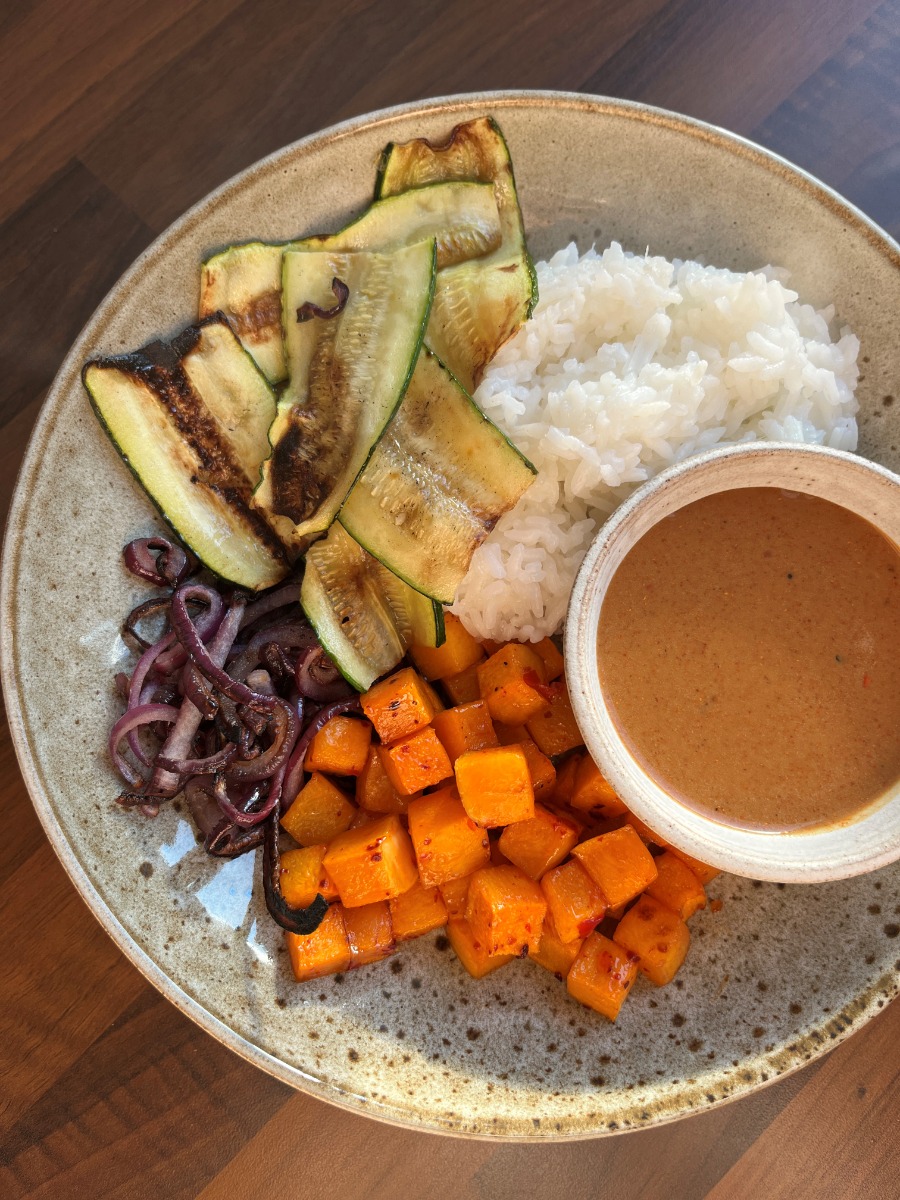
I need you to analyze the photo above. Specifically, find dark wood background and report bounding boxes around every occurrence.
[2,1,899,1196]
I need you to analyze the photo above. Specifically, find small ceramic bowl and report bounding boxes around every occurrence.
[565,441,900,883]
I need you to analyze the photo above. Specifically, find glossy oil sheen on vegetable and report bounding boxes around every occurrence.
[596,487,900,830]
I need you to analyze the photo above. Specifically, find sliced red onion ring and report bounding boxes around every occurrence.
[154,591,225,676]
[123,537,195,588]
[170,585,275,710]
[295,643,354,702]
[109,703,180,786]
[226,700,298,785]
[239,584,301,631]
[262,790,328,934]
[181,662,218,719]
[123,596,172,650]
[157,742,238,777]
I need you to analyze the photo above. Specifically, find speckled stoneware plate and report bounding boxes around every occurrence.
[4,92,900,1141]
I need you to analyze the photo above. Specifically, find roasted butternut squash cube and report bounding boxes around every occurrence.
[572,824,659,908]
[323,815,418,907]
[455,744,535,828]
[492,721,529,745]
[285,905,351,982]
[530,920,583,978]
[465,864,547,957]
[477,644,548,724]
[279,844,339,908]
[409,612,484,680]
[525,683,585,757]
[567,932,639,1020]
[533,636,565,682]
[646,851,707,920]
[389,880,448,940]
[379,727,453,796]
[281,772,355,847]
[570,757,628,816]
[432,700,499,765]
[355,746,412,814]
[361,667,438,744]
[498,803,579,880]
[516,736,557,795]
[439,873,473,920]
[540,858,607,943]
[344,901,396,966]
[446,918,515,979]
[613,894,690,985]
[408,787,490,887]
[668,846,721,885]
[551,751,584,806]
[489,838,511,867]
[442,660,484,705]
[305,715,372,776]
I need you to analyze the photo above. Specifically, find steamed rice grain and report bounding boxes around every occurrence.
[452,242,860,642]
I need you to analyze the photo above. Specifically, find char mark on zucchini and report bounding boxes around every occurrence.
[229,288,282,344]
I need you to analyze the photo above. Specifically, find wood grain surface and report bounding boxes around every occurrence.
[2,1,899,1196]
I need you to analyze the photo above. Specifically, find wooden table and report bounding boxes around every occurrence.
[2,2,899,1196]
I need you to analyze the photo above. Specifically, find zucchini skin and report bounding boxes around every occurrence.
[83,313,290,591]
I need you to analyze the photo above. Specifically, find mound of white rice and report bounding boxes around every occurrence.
[452,241,860,642]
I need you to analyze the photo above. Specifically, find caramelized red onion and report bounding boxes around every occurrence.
[123,537,195,588]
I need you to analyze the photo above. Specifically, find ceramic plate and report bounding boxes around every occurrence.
[4,92,900,1141]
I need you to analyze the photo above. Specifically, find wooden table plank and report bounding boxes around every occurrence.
[2,1,899,1196]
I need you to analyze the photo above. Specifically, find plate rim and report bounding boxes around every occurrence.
[3,89,899,1141]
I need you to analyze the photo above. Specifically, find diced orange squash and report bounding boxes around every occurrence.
[344,901,396,966]
[323,815,418,907]
[570,757,628,816]
[442,660,484,705]
[493,721,529,745]
[498,804,579,880]
[489,838,511,867]
[465,864,546,957]
[420,677,446,714]
[379,727,453,796]
[530,920,583,978]
[455,744,535,828]
[551,751,584,806]
[572,825,658,909]
[567,932,639,1020]
[439,873,473,919]
[355,746,412,814]
[446,918,514,978]
[540,858,607,943]
[477,644,549,724]
[645,851,707,920]
[361,667,438,744]
[668,846,721,885]
[408,787,490,887]
[409,612,484,680]
[613,894,690,985]
[348,807,377,829]
[480,638,506,656]
[285,905,351,981]
[279,844,339,908]
[305,715,372,776]
[516,736,556,795]
[390,880,448,940]
[532,637,565,682]
[281,772,356,847]
[525,683,585,757]
[432,700,498,765]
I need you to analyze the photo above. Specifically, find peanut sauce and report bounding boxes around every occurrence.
[596,487,900,829]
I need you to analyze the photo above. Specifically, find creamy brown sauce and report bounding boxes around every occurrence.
[596,487,900,830]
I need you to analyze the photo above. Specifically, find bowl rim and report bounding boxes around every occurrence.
[565,441,900,884]
[3,89,900,1141]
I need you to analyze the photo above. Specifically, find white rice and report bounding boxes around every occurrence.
[452,241,861,642]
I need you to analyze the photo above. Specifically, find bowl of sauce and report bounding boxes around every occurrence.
[565,442,900,882]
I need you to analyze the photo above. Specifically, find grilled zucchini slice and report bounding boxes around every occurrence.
[199,182,500,383]
[339,350,535,603]
[83,314,289,590]
[254,240,436,547]
[375,116,538,392]
[301,523,444,692]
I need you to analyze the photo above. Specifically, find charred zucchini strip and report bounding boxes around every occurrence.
[339,350,535,603]
[83,315,289,590]
[199,182,500,383]
[301,523,444,692]
[375,116,538,392]
[254,240,436,546]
